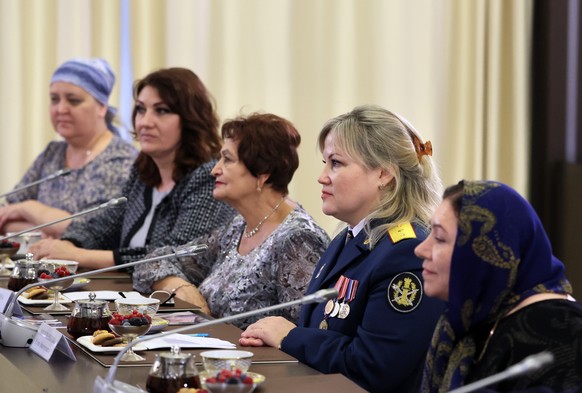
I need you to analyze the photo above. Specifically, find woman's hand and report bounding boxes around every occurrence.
[28,239,78,260]
[0,201,35,232]
[239,316,296,348]
[153,276,211,315]
[0,200,72,237]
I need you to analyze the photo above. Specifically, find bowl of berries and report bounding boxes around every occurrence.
[37,259,78,311]
[109,298,160,361]
[200,350,254,376]
[203,368,257,393]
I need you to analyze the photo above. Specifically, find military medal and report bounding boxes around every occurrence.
[331,275,350,318]
[319,276,347,329]
[338,302,350,319]
[338,279,358,319]
[330,301,340,317]
[324,299,335,315]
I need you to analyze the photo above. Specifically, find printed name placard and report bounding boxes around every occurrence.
[0,288,13,313]
[0,288,23,316]
[29,323,76,362]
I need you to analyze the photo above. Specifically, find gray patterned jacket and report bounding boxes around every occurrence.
[62,160,236,266]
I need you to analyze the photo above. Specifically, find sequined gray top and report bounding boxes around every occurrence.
[132,204,330,328]
[6,137,137,227]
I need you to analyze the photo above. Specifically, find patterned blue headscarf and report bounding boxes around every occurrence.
[422,180,572,393]
[51,58,118,134]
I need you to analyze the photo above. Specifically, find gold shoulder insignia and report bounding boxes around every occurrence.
[388,222,417,244]
[387,272,422,313]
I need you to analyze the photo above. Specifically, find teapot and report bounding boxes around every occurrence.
[7,253,39,291]
[146,345,201,393]
[67,292,112,339]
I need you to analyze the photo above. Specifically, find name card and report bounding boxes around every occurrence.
[30,323,76,362]
[0,288,23,316]
[0,288,14,313]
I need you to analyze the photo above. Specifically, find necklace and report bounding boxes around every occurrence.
[476,318,501,362]
[67,132,110,168]
[244,197,285,238]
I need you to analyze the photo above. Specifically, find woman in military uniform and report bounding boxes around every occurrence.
[240,104,445,393]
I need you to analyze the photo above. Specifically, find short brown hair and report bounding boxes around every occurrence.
[132,68,221,187]
[221,113,301,194]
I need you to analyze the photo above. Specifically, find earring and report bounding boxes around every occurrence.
[378,183,386,190]
[257,186,262,192]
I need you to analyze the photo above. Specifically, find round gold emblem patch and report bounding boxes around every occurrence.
[387,272,422,313]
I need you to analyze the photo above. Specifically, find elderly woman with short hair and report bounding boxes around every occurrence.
[132,112,330,328]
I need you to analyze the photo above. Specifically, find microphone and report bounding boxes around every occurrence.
[0,196,127,241]
[448,351,555,393]
[0,244,208,347]
[0,168,72,199]
[94,288,339,393]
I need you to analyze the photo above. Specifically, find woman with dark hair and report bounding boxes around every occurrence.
[132,112,330,327]
[30,68,235,269]
[416,180,582,393]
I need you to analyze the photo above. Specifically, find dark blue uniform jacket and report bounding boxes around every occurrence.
[281,223,445,392]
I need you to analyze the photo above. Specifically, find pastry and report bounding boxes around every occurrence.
[92,330,115,345]
[21,286,48,299]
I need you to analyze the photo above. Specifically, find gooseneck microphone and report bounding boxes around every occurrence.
[0,244,208,347]
[94,288,340,393]
[0,196,127,241]
[0,168,72,199]
[448,351,555,393]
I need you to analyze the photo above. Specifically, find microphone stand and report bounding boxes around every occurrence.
[0,168,71,200]
[94,288,339,393]
[0,196,127,242]
[448,351,555,393]
[0,244,208,347]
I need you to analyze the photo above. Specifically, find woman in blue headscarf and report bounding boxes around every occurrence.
[0,58,137,238]
[415,180,582,393]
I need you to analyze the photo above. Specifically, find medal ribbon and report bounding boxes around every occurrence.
[337,275,349,302]
[345,279,359,304]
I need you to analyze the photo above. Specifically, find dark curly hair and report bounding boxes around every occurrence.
[132,68,221,187]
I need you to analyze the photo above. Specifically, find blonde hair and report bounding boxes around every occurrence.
[318,104,442,248]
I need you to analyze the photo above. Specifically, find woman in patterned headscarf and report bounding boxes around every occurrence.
[0,58,137,238]
[415,180,582,393]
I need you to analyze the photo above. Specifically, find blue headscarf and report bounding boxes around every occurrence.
[51,58,118,134]
[422,180,572,393]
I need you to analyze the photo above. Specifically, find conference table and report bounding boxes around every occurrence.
[0,272,367,393]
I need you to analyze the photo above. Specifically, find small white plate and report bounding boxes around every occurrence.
[148,317,169,333]
[76,335,147,353]
[1,257,15,269]
[18,293,72,305]
[63,278,91,292]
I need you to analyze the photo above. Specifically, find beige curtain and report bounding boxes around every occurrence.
[0,0,531,236]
